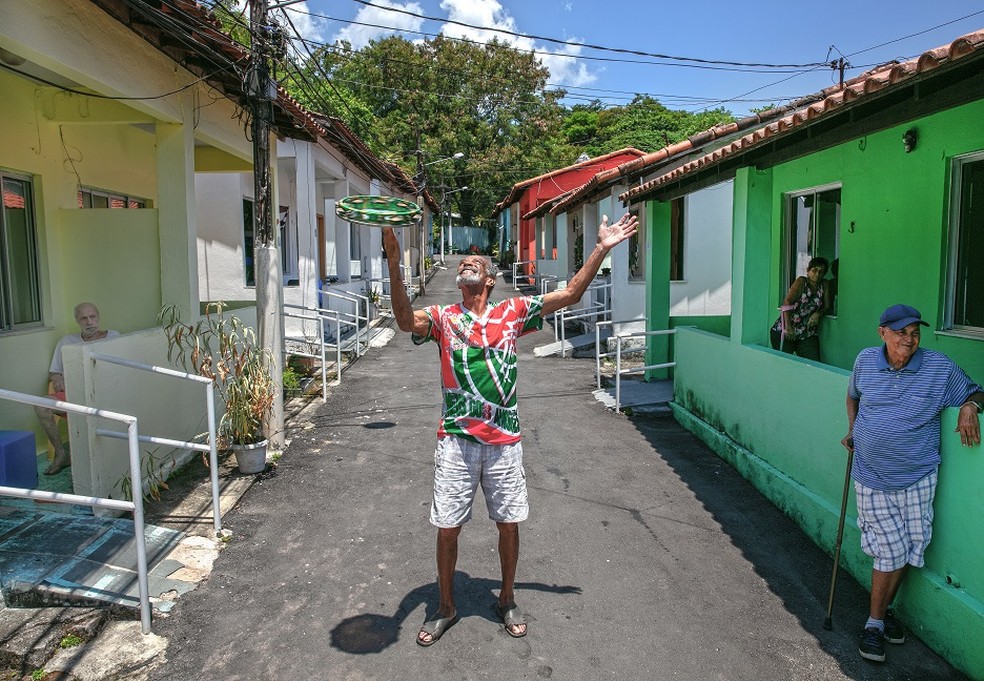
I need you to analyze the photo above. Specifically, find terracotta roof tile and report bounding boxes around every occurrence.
[547,102,824,216]
[622,28,984,204]
[491,148,645,216]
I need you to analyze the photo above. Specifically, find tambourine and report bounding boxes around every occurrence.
[335,195,422,227]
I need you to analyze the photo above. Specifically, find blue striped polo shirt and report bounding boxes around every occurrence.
[848,346,981,491]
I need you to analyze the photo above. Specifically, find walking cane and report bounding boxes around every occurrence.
[823,442,854,630]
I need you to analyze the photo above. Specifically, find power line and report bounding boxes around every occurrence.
[343,0,829,69]
[292,9,821,74]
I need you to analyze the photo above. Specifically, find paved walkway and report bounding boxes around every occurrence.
[144,257,966,681]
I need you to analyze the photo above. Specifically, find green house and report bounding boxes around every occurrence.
[623,30,984,679]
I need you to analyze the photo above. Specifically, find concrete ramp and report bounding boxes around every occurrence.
[593,378,673,411]
[0,508,189,612]
[533,332,596,357]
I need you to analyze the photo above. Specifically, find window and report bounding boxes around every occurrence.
[784,185,840,312]
[243,199,255,286]
[77,187,147,209]
[629,208,646,280]
[670,197,684,281]
[945,153,984,333]
[1,172,42,331]
[350,223,362,279]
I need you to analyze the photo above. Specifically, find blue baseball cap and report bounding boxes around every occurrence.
[879,304,930,330]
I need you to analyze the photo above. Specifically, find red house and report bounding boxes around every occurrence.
[493,149,645,269]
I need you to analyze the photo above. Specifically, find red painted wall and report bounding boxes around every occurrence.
[516,152,641,273]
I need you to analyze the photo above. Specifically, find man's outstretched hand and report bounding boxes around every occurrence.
[598,213,639,250]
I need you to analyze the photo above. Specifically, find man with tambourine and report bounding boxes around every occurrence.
[376,210,637,646]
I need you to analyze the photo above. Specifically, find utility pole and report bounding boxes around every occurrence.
[415,131,426,296]
[249,0,284,450]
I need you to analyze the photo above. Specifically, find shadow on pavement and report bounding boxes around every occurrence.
[629,412,968,681]
[329,571,581,655]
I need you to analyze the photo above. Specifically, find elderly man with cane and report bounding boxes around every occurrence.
[838,304,982,663]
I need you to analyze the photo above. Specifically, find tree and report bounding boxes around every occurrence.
[287,36,576,225]
[565,95,733,156]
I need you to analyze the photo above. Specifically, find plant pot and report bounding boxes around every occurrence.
[232,440,268,474]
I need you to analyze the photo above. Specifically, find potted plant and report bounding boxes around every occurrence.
[159,302,275,474]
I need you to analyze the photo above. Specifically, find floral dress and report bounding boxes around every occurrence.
[772,280,825,340]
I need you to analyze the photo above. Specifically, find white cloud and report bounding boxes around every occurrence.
[437,0,596,88]
[539,44,597,89]
[333,1,425,49]
[281,2,329,45]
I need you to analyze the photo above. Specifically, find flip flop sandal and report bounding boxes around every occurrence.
[416,612,458,647]
[493,602,527,638]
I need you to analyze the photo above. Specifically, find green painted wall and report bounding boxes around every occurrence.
[672,328,984,680]
[665,96,984,679]
[669,315,730,337]
[766,98,984,373]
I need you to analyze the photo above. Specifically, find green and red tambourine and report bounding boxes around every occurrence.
[335,195,422,227]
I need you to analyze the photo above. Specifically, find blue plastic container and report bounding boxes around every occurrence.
[0,430,39,489]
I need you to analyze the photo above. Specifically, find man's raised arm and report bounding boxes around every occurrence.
[382,227,431,335]
[541,213,638,316]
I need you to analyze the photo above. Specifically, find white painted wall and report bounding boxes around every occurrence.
[670,179,733,317]
[61,306,258,502]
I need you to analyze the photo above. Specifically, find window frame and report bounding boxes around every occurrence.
[944,151,984,336]
[669,197,684,282]
[629,207,646,281]
[1,170,43,333]
[782,182,841,308]
[77,186,148,209]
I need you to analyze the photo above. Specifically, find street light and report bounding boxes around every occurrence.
[440,185,468,265]
[425,152,464,167]
[415,151,465,293]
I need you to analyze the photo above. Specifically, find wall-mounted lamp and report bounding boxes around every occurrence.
[902,129,918,153]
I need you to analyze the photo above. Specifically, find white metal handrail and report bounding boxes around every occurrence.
[284,304,349,396]
[511,259,536,290]
[613,328,676,411]
[554,282,613,356]
[88,353,222,535]
[556,303,607,357]
[283,309,331,401]
[595,318,651,388]
[318,289,369,356]
[0,388,152,634]
[538,273,559,295]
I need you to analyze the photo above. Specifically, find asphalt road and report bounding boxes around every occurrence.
[148,257,966,681]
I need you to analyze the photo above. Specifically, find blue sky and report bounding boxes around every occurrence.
[282,0,984,117]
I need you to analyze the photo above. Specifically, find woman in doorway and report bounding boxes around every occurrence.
[770,257,830,361]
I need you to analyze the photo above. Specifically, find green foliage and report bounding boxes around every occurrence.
[563,95,733,156]
[59,634,84,649]
[287,35,576,224]
[159,303,275,447]
[115,447,175,503]
[282,365,301,397]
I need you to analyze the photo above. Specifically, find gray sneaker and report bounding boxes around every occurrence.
[883,611,906,644]
[859,627,886,662]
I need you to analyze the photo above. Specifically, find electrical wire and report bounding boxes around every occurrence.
[342,0,828,69]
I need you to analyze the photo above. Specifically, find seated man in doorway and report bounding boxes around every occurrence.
[35,302,119,475]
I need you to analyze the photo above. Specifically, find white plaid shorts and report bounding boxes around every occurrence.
[430,435,529,528]
[854,470,938,572]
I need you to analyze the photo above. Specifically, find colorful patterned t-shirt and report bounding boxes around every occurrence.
[414,296,544,445]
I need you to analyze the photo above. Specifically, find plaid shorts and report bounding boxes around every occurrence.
[430,435,529,528]
[854,470,938,572]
